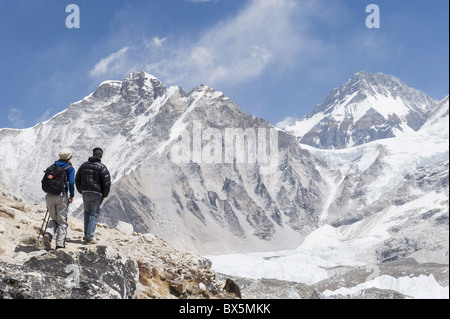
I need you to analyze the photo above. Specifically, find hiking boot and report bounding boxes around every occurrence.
[43,233,52,250]
[86,239,97,245]
[83,237,97,245]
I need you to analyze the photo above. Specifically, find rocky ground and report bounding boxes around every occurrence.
[1,183,448,299]
[0,184,237,299]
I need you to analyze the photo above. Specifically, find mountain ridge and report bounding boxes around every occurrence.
[0,71,447,259]
[284,70,437,149]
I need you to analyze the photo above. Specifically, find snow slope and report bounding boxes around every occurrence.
[0,73,448,297]
[322,274,448,299]
[207,95,449,299]
[284,71,437,149]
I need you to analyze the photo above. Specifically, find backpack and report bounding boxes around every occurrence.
[41,164,71,195]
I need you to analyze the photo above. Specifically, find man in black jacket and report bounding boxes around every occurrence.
[75,147,111,244]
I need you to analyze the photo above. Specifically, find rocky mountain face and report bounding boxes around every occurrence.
[0,71,448,262]
[0,70,448,299]
[0,183,237,299]
[309,94,448,265]
[284,71,437,149]
[4,183,446,300]
[0,71,327,255]
[204,91,448,299]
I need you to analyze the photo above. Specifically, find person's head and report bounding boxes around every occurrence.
[93,147,103,160]
[59,149,72,161]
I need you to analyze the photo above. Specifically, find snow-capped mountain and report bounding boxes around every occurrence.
[70,73,327,254]
[284,71,437,149]
[0,71,447,266]
[422,95,449,130]
[208,96,448,298]
[0,72,327,254]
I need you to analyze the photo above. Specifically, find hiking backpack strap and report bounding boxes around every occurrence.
[63,164,72,184]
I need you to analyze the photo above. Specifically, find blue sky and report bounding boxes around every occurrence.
[0,0,448,129]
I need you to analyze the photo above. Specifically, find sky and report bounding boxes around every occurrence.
[0,0,448,129]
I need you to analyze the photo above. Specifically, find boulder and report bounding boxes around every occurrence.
[115,221,134,235]
[0,246,138,299]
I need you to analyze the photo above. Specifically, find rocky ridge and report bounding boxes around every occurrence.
[0,183,237,299]
[0,71,326,255]
[285,71,437,149]
[0,71,448,299]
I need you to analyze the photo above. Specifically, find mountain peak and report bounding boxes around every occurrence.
[89,71,166,103]
[353,69,370,79]
[125,71,159,82]
[119,71,167,103]
[123,71,165,90]
[342,71,403,95]
[285,71,438,149]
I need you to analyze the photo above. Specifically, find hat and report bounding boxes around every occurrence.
[93,147,103,159]
[59,149,72,160]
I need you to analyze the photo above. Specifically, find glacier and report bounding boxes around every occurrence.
[207,94,449,299]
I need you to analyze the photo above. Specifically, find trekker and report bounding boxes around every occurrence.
[75,147,111,244]
[43,149,75,250]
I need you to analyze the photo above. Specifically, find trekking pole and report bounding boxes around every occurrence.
[38,209,50,240]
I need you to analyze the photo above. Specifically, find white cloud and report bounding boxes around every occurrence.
[88,0,329,90]
[8,108,25,128]
[152,37,166,49]
[90,46,130,77]
[275,116,296,129]
[150,0,315,88]
[36,108,54,124]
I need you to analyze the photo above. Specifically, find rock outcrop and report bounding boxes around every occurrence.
[0,184,237,299]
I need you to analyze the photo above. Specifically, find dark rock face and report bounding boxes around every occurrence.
[0,246,138,299]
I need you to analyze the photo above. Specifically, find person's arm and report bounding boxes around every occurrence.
[75,166,82,194]
[99,164,111,199]
[68,167,76,201]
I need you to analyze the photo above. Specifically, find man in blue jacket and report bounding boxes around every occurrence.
[43,149,75,249]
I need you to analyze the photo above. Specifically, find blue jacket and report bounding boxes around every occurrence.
[54,160,75,198]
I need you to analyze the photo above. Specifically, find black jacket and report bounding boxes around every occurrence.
[75,157,111,197]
